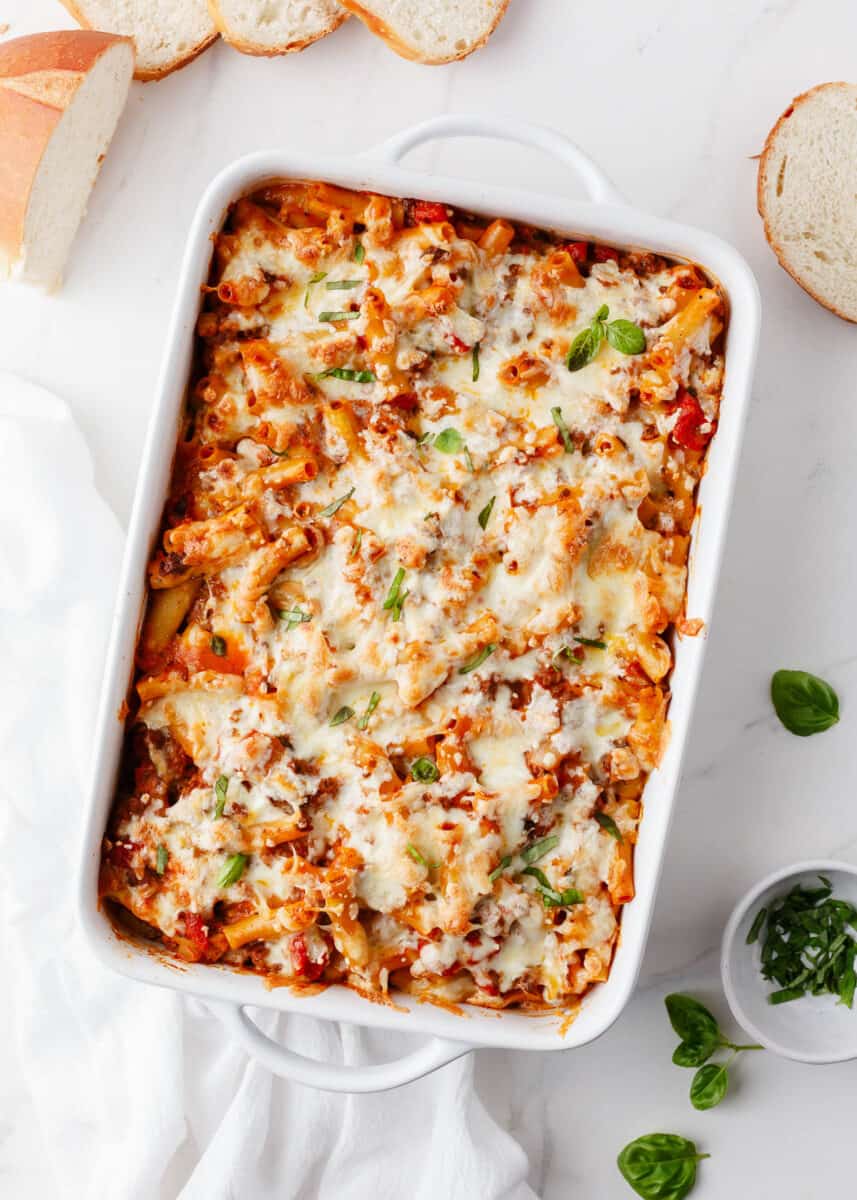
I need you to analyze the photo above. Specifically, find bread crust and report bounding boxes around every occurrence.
[758,81,857,324]
[59,0,217,80]
[0,31,133,270]
[207,0,348,56]
[339,0,511,63]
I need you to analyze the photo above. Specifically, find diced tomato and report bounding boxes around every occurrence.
[289,933,327,982]
[445,332,470,354]
[670,387,715,452]
[411,200,448,224]
[183,912,210,955]
[480,980,500,997]
[593,244,620,263]
[565,241,589,264]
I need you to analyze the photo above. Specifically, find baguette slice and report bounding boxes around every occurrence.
[0,31,134,289]
[60,0,217,81]
[339,0,510,63]
[208,0,348,56]
[758,82,857,322]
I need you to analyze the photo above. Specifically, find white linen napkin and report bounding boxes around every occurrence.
[0,372,536,1200]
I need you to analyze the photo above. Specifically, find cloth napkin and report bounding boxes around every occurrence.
[0,372,536,1200]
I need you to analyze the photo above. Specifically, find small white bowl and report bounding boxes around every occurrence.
[721,859,857,1064]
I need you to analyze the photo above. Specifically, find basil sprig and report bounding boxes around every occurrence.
[770,669,839,736]
[218,853,247,889]
[665,994,761,1109]
[617,1133,709,1200]
[566,304,646,372]
[433,428,465,453]
[382,567,408,621]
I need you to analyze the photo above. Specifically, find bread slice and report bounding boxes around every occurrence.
[208,0,348,56]
[0,31,134,289]
[758,82,857,322]
[339,0,510,63]
[60,0,217,81]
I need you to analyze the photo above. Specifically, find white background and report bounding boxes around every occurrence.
[3,1,857,1196]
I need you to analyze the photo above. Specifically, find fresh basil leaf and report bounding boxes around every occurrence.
[566,322,603,372]
[304,270,327,307]
[210,635,227,656]
[617,1133,709,1200]
[489,855,512,883]
[521,834,559,865]
[353,241,365,264]
[839,964,856,1009]
[550,406,574,453]
[357,691,381,731]
[458,643,496,675]
[664,994,720,1049]
[771,669,839,736]
[213,774,229,819]
[472,342,481,382]
[279,607,312,632]
[319,310,360,322]
[745,906,767,945]
[575,635,607,649]
[330,705,355,727]
[382,567,408,622]
[318,367,375,383]
[522,866,582,907]
[434,428,465,453]
[218,853,247,889]
[155,845,169,875]
[478,496,496,530]
[594,303,609,322]
[594,811,623,841]
[606,318,647,355]
[325,280,361,290]
[319,487,355,518]
[672,1040,716,1069]
[411,756,440,783]
[406,843,429,868]
[690,1062,729,1111]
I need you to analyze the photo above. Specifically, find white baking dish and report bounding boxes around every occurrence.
[78,114,760,1093]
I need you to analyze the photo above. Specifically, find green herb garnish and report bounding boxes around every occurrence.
[433,428,465,454]
[520,834,559,865]
[155,845,169,875]
[218,853,247,889]
[665,993,762,1109]
[353,241,365,264]
[550,406,574,453]
[210,635,227,656]
[489,855,512,883]
[304,270,327,308]
[351,529,363,556]
[406,843,429,868]
[575,635,607,649]
[330,705,355,727]
[770,669,839,736]
[472,342,480,382]
[566,304,646,372]
[315,367,376,383]
[325,280,361,290]
[745,906,767,945]
[410,756,439,783]
[213,774,229,819]
[464,447,475,473]
[279,607,312,632]
[553,645,583,666]
[319,310,360,323]
[477,496,495,530]
[382,567,408,622]
[319,487,355,518]
[617,1133,709,1200]
[357,690,381,731]
[594,811,623,841]
[458,644,496,675]
[522,865,583,908]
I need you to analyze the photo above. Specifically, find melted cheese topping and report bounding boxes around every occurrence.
[100,183,725,1012]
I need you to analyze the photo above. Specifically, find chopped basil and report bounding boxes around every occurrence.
[304,270,327,308]
[472,342,481,382]
[458,644,496,675]
[319,487,355,518]
[155,845,169,875]
[316,367,375,383]
[477,496,496,530]
[357,691,381,731]
[489,855,513,883]
[325,279,361,290]
[382,567,408,622]
[575,635,607,649]
[523,865,583,908]
[353,241,365,264]
[406,843,429,868]
[266,446,290,457]
[594,811,623,841]
[319,310,360,323]
[553,645,583,666]
[521,834,560,866]
[213,774,229,819]
[330,705,355,727]
[464,447,475,473]
[279,607,312,632]
[550,406,575,453]
[411,756,439,783]
[433,428,465,454]
[218,853,247,889]
[351,529,363,556]
[416,431,434,446]
[210,635,227,656]
[745,906,767,946]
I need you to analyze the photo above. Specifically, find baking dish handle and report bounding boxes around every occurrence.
[365,113,624,205]
[207,1000,474,1093]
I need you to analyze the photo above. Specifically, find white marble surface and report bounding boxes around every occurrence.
[4,0,857,1195]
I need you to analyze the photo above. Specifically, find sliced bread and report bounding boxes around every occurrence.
[208,0,348,56]
[0,30,134,289]
[339,0,510,64]
[60,0,217,81]
[758,82,857,322]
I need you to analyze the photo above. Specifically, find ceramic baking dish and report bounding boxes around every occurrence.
[78,114,760,1093]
